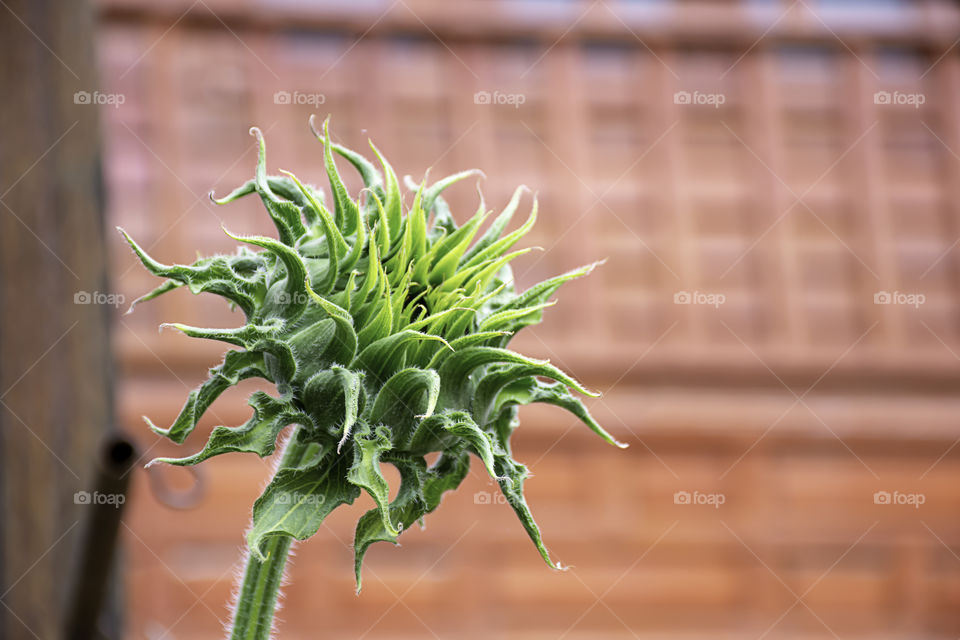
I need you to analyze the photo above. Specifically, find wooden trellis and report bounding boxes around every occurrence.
[101,1,960,638]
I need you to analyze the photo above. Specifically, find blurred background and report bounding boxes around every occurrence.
[4,0,960,638]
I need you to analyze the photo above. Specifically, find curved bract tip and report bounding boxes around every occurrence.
[159,322,188,335]
[142,415,170,438]
[220,224,242,242]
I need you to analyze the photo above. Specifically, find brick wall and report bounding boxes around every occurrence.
[101,1,960,637]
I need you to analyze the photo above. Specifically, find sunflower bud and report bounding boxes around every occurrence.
[122,117,625,591]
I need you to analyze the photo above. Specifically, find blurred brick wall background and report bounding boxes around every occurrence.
[99,0,960,638]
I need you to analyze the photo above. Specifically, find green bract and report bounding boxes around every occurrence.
[122,117,625,590]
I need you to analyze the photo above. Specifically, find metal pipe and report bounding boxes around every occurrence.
[61,433,137,640]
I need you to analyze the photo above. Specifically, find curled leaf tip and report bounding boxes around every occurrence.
[142,415,169,437]
[586,258,607,271]
[159,323,198,339]
[117,227,139,250]
[220,225,242,242]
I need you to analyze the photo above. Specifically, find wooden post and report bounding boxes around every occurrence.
[0,0,115,638]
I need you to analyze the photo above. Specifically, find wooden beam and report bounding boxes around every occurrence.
[0,0,115,637]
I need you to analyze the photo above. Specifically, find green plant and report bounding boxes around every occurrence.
[121,117,625,640]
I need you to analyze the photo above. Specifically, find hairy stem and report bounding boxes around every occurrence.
[228,429,309,640]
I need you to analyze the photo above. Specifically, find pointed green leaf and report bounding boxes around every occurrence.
[319,117,361,235]
[126,279,182,315]
[353,457,427,591]
[421,169,483,215]
[248,448,360,560]
[223,228,308,322]
[347,425,397,538]
[422,449,471,512]
[144,350,267,444]
[369,141,402,243]
[305,281,358,365]
[370,368,441,448]
[148,391,310,466]
[118,228,260,317]
[302,366,364,452]
[493,453,559,569]
[461,194,537,269]
[462,185,529,264]
[352,330,448,388]
[438,346,597,409]
[249,127,307,244]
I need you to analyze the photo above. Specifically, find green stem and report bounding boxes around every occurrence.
[228,428,310,640]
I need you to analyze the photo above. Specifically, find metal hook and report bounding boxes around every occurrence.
[145,461,206,509]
